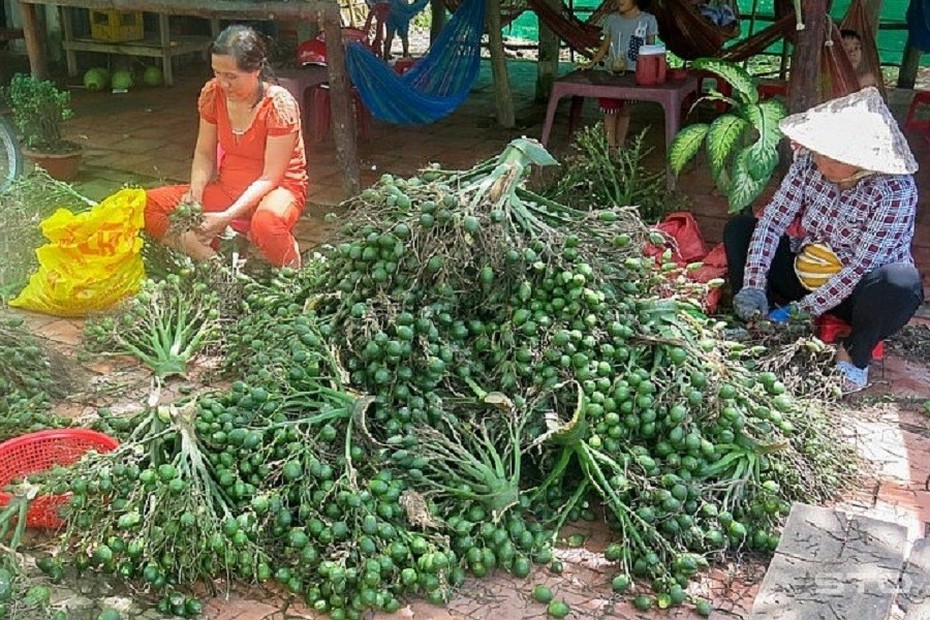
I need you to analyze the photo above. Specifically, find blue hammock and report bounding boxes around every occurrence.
[345,0,485,125]
[908,0,930,53]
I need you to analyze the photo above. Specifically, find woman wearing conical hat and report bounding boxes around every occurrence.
[724,87,924,393]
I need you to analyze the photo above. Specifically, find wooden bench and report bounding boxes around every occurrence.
[0,28,24,44]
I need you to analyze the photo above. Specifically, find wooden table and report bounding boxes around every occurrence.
[59,10,211,87]
[540,70,699,188]
[0,28,24,43]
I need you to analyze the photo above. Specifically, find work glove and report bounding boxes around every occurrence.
[770,303,809,325]
[732,287,768,321]
[768,306,791,324]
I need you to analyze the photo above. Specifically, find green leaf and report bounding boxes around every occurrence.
[668,124,709,176]
[744,137,779,182]
[692,57,758,105]
[728,149,768,213]
[741,101,785,182]
[507,138,559,167]
[716,167,732,195]
[704,114,749,182]
[692,91,738,112]
[743,100,787,153]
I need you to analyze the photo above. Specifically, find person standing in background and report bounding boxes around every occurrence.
[583,0,659,148]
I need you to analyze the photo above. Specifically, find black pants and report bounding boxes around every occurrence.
[723,214,925,369]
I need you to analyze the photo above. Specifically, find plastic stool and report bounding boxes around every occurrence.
[391,57,416,74]
[309,85,370,143]
[276,66,329,142]
[815,314,884,361]
[757,80,788,101]
[904,91,930,132]
[689,69,732,113]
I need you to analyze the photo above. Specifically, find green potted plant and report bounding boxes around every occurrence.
[2,73,81,181]
[668,58,787,214]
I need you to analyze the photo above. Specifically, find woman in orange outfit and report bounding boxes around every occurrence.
[145,25,308,268]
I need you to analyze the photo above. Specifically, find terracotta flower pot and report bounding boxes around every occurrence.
[22,148,82,182]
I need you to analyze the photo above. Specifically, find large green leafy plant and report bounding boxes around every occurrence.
[668,58,787,213]
[2,74,77,153]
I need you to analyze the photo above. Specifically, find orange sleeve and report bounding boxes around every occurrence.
[265,89,301,136]
[198,79,219,124]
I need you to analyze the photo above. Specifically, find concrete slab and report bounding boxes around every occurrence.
[751,503,908,620]
[901,538,930,619]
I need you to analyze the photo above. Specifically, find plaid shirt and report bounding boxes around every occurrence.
[744,151,917,317]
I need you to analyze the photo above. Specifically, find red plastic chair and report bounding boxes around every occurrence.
[904,91,930,139]
[757,80,788,101]
[297,38,328,66]
[296,32,372,143]
[314,26,376,53]
[392,56,417,74]
[309,85,370,143]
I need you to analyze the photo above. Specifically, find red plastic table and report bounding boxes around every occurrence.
[540,70,700,189]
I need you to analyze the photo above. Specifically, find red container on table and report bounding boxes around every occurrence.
[636,44,668,86]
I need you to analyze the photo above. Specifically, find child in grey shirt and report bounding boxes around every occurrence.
[584,0,658,148]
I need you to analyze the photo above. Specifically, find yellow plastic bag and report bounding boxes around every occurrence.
[10,188,146,317]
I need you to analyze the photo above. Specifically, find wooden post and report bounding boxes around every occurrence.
[486,0,515,127]
[898,40,921,89]
[158,13,173,87]
[18,1,48,79]
[787,0,827,113]
[429,0,446,45]
[61,6,78,77]
[536,0,560,103]
[322,11,361,197]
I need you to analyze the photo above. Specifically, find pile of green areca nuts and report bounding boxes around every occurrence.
[27,139,855,619]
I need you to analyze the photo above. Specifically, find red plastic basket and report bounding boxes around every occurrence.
[0,429,119,529]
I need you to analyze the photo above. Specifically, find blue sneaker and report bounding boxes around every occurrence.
[836,360,869,394]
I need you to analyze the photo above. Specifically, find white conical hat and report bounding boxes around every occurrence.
[779,87,918,175]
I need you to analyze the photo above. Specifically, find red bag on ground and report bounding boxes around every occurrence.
[645,212,728,313]
[645,212,708,264]
[814,314,884,359]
